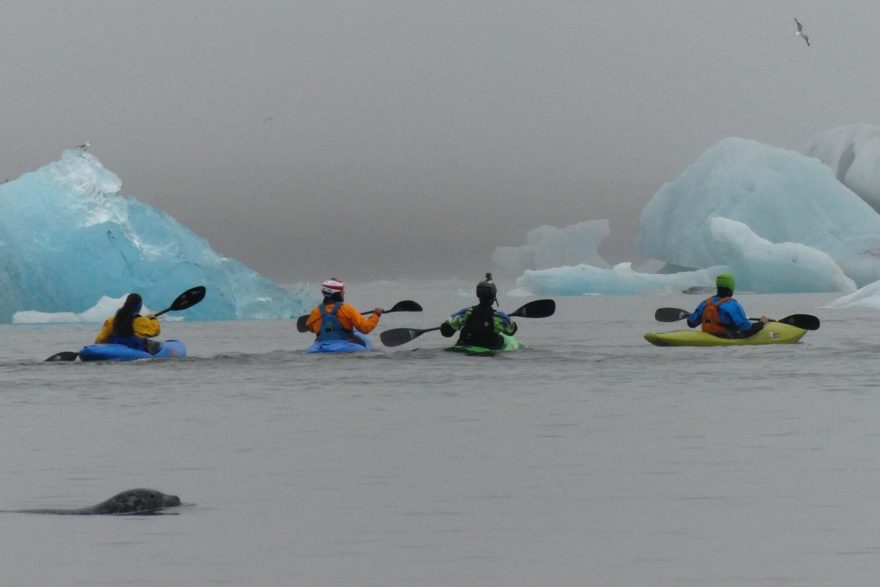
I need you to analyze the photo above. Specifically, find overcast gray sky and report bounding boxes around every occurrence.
[2,1,878,282]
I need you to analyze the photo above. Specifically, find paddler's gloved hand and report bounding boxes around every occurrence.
[510,322,518,334]
[373,307,383,317]
[440,322,455,337]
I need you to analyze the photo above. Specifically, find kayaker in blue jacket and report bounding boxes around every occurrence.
[687,273,768,338]
[440,273,517,349]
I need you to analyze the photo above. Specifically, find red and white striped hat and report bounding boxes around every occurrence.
[321,278,345,296]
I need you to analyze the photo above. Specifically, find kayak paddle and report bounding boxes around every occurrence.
[654,307,820,330]
[296,300,423,333]
[44,286,208,362]
[44,351,79,362]
[153,285,207,317]
[750,314,820,330]
[380,298,556,348]
[654,307,690,322]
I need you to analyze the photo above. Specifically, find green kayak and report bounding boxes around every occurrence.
[644,322,807,347]
[446,334,521,354]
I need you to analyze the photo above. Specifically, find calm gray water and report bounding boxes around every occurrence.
[0,284,877,586]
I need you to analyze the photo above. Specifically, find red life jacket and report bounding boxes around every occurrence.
[701,296,732,335]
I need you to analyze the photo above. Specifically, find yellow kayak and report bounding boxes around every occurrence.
[644,322,808,347]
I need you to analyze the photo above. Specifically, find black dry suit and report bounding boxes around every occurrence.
[458,303,504,349]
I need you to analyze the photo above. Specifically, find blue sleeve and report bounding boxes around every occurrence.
[687,301,706,328]
[719,300,752,331]
[493,310,517,334]
[446,307,469,331]
[494,310,512,327]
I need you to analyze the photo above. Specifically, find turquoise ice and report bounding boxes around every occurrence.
[0,149,309,323]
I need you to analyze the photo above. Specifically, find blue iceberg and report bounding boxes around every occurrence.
[0,149,310,323]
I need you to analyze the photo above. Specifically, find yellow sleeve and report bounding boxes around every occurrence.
[133,316,161,338]
[95,318,115,343]
[338,303,379,334]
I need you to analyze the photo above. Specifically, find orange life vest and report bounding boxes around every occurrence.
[701,296,732,335]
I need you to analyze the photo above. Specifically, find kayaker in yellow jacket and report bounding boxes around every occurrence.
[305,278,382,345]
[95,293,161,351]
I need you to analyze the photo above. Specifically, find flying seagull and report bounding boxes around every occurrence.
[794,17,810,47]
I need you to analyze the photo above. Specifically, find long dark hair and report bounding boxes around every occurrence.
[111,293,143,338]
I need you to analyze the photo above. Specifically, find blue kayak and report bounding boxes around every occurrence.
[78,340,187,361]
[306,331,372,354]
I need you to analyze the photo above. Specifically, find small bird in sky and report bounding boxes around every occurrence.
[76,141,91,151]
[263,116,274,122]
[794,17,810,47]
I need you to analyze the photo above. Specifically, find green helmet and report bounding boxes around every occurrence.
[715,273,735,291]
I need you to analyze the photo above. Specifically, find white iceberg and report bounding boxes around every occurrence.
[515,263,717,296]
[805,124,880,213]
[12,295,170,324]
[492,220,610,277]
[704,217,856,293]
[510,216,857,296]
[827,281,880,310]
[637,137,880,288]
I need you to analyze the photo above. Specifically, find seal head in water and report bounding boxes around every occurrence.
[15,488,182,515]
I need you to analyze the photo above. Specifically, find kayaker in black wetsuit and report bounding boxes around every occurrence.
[440,273,517,349]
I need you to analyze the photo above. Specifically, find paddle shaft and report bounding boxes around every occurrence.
[654,307,819,331]
[297,300,422,333]
[380,299,555,347]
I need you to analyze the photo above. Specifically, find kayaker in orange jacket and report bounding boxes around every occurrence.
[305,278,382,345]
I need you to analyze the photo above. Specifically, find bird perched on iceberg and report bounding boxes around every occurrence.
[794,18,810,47]
[75,141,91,151]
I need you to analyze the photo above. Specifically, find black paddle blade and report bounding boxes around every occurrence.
[154,286,207,317]
[748,314,821,331]
[386,300,423,313]
[778,314,820,331]
[380,327,439,348]
[509,299,555,319]
[169,286,206,311]
[45,351,78,362]
[655,307,690,322]
[296,314,310,333]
